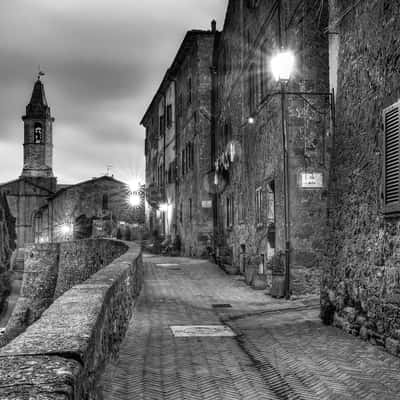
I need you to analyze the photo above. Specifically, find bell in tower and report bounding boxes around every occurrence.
[21,73,54,178]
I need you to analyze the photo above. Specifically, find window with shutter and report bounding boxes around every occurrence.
[384,102,400,215]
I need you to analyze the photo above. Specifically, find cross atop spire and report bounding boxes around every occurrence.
[37,65,45,81]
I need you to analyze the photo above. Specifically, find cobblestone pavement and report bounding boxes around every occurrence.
[101,255,400,400]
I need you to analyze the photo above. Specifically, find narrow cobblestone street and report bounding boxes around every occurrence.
[101,255,400,400]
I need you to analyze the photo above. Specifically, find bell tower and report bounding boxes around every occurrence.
[21,74,54,177]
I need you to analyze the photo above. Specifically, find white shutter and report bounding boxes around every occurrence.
[384,102,400,214]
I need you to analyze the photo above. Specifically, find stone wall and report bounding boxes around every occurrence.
[214,0,330,295]
[321,0,400,356]
[0,238,128,347]
[0,242,142,399]
[0,192,16,315]
[176,33,216,257]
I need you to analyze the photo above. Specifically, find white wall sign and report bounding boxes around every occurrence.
[202,200,212,208]
[299,172,323,189]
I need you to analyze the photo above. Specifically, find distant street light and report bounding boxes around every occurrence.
[129,193,141,207]
[128,179,141,193]
[159,202,168,212]
[60,223,73,238]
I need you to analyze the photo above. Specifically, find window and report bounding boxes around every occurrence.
[384,102,400,214]
[260,44,269,97]
[248,64,257,115]
[159,115,165,137]
[34,122,43,143]
[166,104,173,128]
[189,198,192,222]
[102,193,109,211]
[180,202,183,224]
[266,181,275,222]
[188,77,192,104]
[191,142,195,169]
[226,194,234,228]
[182,149,186,176]
[256,186,262,224]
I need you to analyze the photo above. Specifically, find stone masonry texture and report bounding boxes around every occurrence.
[0,242,143,399]
[142,30,216,257]
[0,238,127,348]
[213,0,330,296]
[0,193,16,315]
[321,0,400,356]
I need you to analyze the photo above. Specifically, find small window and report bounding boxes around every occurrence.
[266,181,275,222]
[34,122,43,143]
[166,104,173,128]
[188,78,192,104]
[256,186,262,224]
[248,64,258,115]
[384,102,400,214]
[159,115,165,137]
[189,198,193,222]
[226,195,234,228]
[102,193,109,211]
[180,202,183,224]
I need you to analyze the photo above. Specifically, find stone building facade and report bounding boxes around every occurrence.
[212,0,330,296]
[142,26,217,257]
[33,176,140,243]
[321,0,400,356]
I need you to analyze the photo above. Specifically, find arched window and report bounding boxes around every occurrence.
[102,193,109,211]
[34,122,43,143]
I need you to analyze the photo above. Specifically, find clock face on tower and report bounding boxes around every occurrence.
[34,124,43,143]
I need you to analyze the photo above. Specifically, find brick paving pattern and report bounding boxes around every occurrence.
[101,255,400,399]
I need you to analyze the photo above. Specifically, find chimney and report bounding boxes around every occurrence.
[211,19,216,33]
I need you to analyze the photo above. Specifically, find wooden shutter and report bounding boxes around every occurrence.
[384,102,400,214]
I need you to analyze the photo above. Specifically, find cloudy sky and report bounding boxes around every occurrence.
[0,0,228,185]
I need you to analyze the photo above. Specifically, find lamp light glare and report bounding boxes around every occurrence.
[271,50,295,81]
[60,224,72,235]
[248,116,255,124]
[159,202,168,212]
[129,193,141,207]
[128,179,140,193]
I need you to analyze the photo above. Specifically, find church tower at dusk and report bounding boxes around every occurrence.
[21,75,54,178]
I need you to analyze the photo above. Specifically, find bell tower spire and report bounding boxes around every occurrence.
[21,74,54,177]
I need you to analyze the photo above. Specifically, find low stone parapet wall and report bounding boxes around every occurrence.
[0,238,128,347]
[0,241,143,399]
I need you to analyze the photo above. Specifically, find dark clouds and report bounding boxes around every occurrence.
[0,0,228,184]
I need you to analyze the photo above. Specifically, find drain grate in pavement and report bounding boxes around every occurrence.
[212,303,232,308]
[170,325,236,337]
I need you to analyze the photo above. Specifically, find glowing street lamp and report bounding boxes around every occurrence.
[270,49,295,82]
[270,48,295,300]
[60,223,73,236]
[129,193,141,207]
[159,202,168,212]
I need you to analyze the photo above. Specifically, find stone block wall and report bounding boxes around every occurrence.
[214,0,330,295]
[0,192,16,315]
[0,242,143,399]
[321,0,400,355]
[0,238,128,347]
[175,33,216,257]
